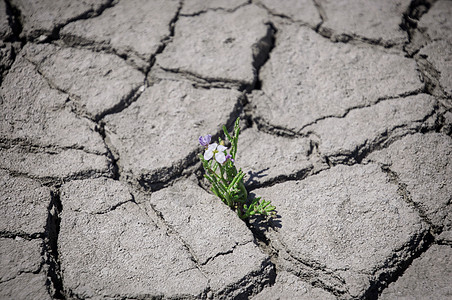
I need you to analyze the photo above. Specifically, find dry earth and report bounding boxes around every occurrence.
[1,0,451,299]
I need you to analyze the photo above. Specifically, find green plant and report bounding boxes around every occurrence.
[198,118,276,219]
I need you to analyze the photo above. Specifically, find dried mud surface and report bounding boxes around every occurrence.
[1,0,451,299]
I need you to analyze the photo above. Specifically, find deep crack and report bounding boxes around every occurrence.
[147,0,183,73]
[401,0,435,57]
[43,188,65,299]
[400,0,448,99]
[251,22,277,92]
[3,0,24,43]
[151,8,276,93]
[95,122,120,181]
[96,84,146,122]
[1,0,24,83]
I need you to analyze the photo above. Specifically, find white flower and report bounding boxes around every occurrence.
[204,143,227,163]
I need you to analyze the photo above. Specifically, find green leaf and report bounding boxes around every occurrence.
[204,174,215,184]
[228,170,245,191]
[223,125,233,142]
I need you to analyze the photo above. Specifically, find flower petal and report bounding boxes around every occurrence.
[215,152,226,164]
[208,143,218,151]
[217,145,227,152]
[204,149,214,160]
[199,136,205,146]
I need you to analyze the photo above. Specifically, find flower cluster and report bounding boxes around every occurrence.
[198,118,276,219]
[200,135,234,165]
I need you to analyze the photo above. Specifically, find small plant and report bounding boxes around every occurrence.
[198,118,276,219]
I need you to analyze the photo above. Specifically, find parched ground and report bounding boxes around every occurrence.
[1,0,451,299]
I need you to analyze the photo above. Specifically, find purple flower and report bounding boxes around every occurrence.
[225,154,234,163]
[199,134,211,147]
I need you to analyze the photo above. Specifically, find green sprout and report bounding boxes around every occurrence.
[198,118,276,219]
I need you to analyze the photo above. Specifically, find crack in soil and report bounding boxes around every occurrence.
[95,83,147,122]
[215,255,275,299]
[0,136,106,156]
[1,0,24,83]
[1,141,115,185]
[436,239,452,246]
[252,89,426,139]
[155,67,250,91]
[199,240,258,267]
[251,22,277,91]
[35,0,117,43]
[255,221,434,300]
[245,163,316,191]
[94,122,120,181]
[179,1,252,17]
[312,0,326,24]
[62,38,149,73]
[3,2,448,299]
[258,0,409,51]
[0,231,43,240]
[13,54,125,184]
[401,0,435,57]
[367,226,434,299]
[141,0,183,77]
[316,27,407,50]
[251,116,304,138]
[254,0,322,30]
[415,55,448,98]
[152,18,276,93]
[328,110,438,166]
[92,199,135,215]
[136,198,210,282]
[22,55,92,119]
[24,52,148,123]
[300,90,426,132]
[59,0,184,75]
[43,188,65,299]
[137,177,276,299]
[3,0,24,42]
[400,0,449,99]
[247,112,440,195]
[9,168,112,188]
[380,166,436,231]
[272,240,350,298]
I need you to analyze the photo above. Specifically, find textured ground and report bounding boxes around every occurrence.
[1,0,451,299]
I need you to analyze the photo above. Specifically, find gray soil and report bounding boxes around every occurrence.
[1,0,451,299]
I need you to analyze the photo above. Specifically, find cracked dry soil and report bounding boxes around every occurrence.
[1,0,451,299]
